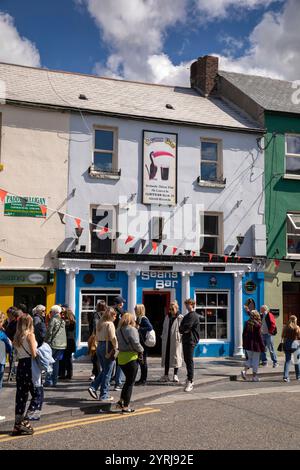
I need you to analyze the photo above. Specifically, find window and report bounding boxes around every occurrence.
[200,139,222,182]
[287,213,300,256]
[195,291,229,340]
[80,289,121,342]
[200,213,223,254]
[93,128,117,172]
[286,134,300,176]
[91,206,115,253]
[150,216,165,242]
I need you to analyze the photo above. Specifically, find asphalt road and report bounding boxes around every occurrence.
[1,378,300,451]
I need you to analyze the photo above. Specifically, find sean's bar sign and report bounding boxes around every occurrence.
[141,271,179,289]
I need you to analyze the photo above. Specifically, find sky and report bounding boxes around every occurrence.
[0,0,299,86]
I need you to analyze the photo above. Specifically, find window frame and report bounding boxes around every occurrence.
[90,204,117,254]
[200,212,223,255]
[200,138,223,183]
[286,212,300,258]
[285,134,300,179]
[93,126,118,173]
[195,289,230,342]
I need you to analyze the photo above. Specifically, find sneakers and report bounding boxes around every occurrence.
[184,381,194,392]
[135,380,146,386]
[114,386,122,391]
[88,387,98,400]
[283,377,290,383]
[173,374,179,383]
[11,421,34,436]
[25,410,41,421]
[89,375,95,381]
[261,362,268,367]
[273,362,279,368]
[99,396,114,402]
[252,376,260,382]
[160,375,169,382]
[241,370,247,381]
[122,408,135,413]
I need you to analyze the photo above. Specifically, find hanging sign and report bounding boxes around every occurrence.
[4,195,47,218]
[143,130,177,206]
[0,270,52,285]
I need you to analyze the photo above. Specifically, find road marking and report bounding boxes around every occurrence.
[0,407,160,444]
[208,393,258,399]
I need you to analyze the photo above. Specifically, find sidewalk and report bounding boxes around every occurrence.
[0,356,287,430]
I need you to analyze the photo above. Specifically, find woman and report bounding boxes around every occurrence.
[88,300,107,381]
[88,308,117,401]
[59,309,76,380]
[44,305,67,387]
[135,304,153,385]
[116,313,144,413]
[282,315,300,382]
[241,310,265,382]
[12,315,44,435]
[161,301,183,382]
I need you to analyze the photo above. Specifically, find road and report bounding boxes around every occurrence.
[1,378,300,450]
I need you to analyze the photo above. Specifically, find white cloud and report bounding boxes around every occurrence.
[0,12,40,67]
[195,0,281,19]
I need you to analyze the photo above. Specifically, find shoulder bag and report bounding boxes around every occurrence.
[105,324,119,360]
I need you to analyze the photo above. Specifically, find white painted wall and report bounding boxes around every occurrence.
[0,105,69,268]
[66,113,264,256]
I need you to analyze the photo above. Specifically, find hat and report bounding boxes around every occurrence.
[114,295,126,305]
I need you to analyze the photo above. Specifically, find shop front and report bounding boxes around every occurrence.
[0,270,56,315]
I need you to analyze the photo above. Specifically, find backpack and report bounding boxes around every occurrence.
[144,329,156,348]
[266,312,277,336]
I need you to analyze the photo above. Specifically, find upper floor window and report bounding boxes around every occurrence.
[286,134,300,177]
[200,139,222,182]
[91,205,115,253]
[93,128,117,172]
[287,213,300,256]
[200,213,223,254]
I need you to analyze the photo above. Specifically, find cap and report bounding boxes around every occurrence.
[114,295,126,304]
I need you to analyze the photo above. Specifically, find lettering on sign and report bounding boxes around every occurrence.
[141,271,179,289]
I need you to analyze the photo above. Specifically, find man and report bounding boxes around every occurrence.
[113,295,126,391]
[32,305,47,347]
[179,299,200,392]
[44,305,67,387]
[260,305,278,368]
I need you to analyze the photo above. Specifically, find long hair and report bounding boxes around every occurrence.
[14,315,34,348]
[135,304,145,319]
[286,315,298,331]
[247,310,261,331]
[65,308,76,324]
[119,313,136,329]
[96,307,115,333]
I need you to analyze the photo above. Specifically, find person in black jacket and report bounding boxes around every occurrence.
[32,305,47,347]
[179,299,200,392]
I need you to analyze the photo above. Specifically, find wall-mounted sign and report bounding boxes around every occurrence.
[142,130,177,206]
[0,270,52,285]
[270,309,280,317]
[209,276,217,287]
[244,280,257,294]
[4,195,47,218]
[141,271,178,289]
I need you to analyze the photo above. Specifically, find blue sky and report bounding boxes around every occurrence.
[0,0,298,85]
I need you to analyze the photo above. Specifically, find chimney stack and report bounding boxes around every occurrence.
[190,55,219,97]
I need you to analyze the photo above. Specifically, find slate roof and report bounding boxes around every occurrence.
[219,70,300,115]
[0,62,262,132]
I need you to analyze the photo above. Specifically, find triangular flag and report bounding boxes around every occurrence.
[75,218,81,228]
[58,212,66,225]
[224,255,228,263]
[125,235,134,244]
[237,256,241,263]
[98,226,109,235]
[191,251,196,257]
[114,231,121,239]
[162,245,168,253]
[152,241,158,251]
[0,188,7,202]
[208,253,213,262]
[140,239,147,249]
[274,259,280,268]
[20,197,28,208]
[172,247,178,255]
[184,250,191,256]
[291,262,296,270]
[40,205,47,217]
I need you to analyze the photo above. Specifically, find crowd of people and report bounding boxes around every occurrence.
[1,295,300,437]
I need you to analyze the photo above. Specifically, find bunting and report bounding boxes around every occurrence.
[0,188,7,202]
[58,212,66,225]
[172,247,178,255]
[274,259,280,268]
[152,241,158,251]
[208,253,213,262]
[40,205,47,217]
[75,218,82,228]
[125,235,135,245]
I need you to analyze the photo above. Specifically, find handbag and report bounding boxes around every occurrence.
[283,339,300,353]
[277,342,283,352]
[144,329,156,348]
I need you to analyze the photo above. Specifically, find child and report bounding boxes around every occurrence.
[0,312,13,421]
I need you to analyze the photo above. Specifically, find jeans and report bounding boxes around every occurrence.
[91,342,115,399]
[0,363,4,389]
[245,350,260,374]
[59,350,73,378]
[284,350,300,380]
[120,360,139,407]
[182,342,196,382]
[115,364,125,387]
[45,349,64,386]
[261,334,277,365]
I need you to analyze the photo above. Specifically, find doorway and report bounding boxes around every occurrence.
[143,290,171,356]
[14,287,47,314]
[283,282,300,325]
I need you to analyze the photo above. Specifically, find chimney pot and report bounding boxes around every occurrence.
[190,55,219,97]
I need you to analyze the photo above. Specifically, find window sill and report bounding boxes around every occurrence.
[89,166,121,180]
[282,174,300,181]
[285,255,300,259]
[197,177,226,189]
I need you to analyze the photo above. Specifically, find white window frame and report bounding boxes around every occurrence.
[195,289,230,343]
[90,204,117,254]
[200,212,223,254]
[79,288,122,345]
[200,138,223,182]
[285,134,300,179]
[286,212,300,258]
[93,126,118,172]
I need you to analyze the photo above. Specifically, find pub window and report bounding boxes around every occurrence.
[90,206,115,253]
[200,213,223,255]
[93,127,117,172]
[287,213,300,256]
[200,139,223,182]
[195,291,229,340]
[285,134,300,177]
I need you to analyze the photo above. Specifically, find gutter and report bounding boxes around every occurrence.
[4,98,266,135]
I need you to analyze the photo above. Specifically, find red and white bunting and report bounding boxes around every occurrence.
[125,235,135,245]
[0,188,8,202]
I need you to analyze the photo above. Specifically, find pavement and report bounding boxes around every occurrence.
[0,355,289,430]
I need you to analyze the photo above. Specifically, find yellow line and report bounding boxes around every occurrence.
[0,408,160,444]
